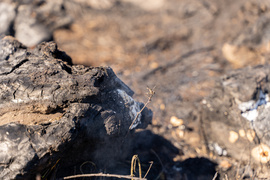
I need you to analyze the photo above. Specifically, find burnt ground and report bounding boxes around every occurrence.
[52,0,270,179]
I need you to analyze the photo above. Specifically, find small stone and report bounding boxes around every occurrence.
[239,129,246,137]
[246,129,256,142]
[219,160,232,171]
[170,116,184,127]
[251,144,270,163]
[229,131,239,143]
[150,62,159,69]
[222,43,264,69]
[177,129,185,138]
[160,103,165,110]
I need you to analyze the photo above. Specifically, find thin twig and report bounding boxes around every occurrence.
[129,87,155,130]
[212,172,218,180]
[143,161,153,178]
[62,173,147,180]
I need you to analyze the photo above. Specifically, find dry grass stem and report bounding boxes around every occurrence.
[143,161,153,178]
[131,155,142,180]
[42,159,60,179]
[62,173,147,180]
[212,172,218,180]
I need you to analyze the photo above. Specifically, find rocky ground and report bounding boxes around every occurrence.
[1,0,270,179]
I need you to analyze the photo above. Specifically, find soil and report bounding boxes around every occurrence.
[51,0,270,179]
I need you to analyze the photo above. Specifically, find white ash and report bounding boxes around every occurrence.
[117,89,142,129]
[238,90,270,122]
[209,142,227,156]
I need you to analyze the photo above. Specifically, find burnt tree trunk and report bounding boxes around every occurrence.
[0,36,152,179]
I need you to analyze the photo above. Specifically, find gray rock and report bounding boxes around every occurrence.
[0,3,16,36]
[0,0,73,47]
[15,5,52,47]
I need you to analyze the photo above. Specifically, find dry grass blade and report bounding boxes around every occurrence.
[42,159,60,179]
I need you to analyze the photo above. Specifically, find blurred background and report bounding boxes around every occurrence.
[51,0,270,150]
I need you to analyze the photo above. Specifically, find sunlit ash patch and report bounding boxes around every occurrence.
[238,90,269,122]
